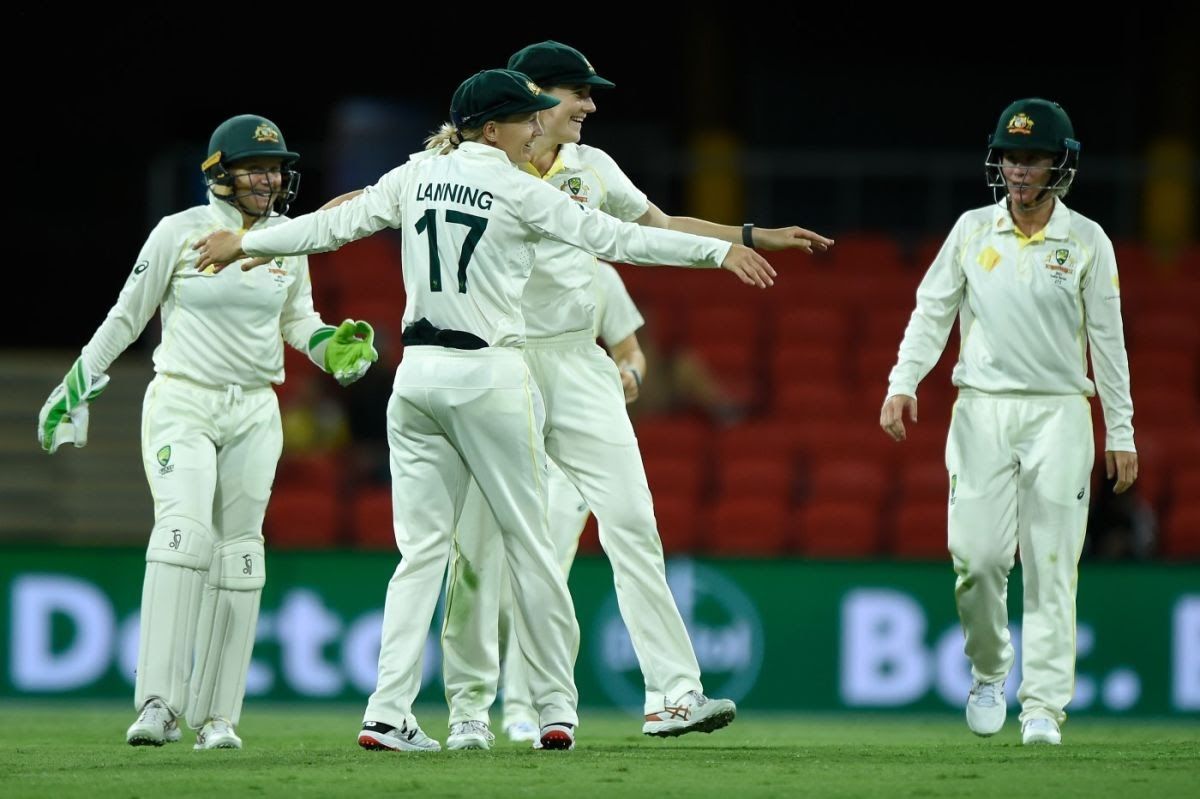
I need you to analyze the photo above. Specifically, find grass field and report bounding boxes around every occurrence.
[0,703,1195,798]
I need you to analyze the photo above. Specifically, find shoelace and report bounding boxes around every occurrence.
[460,721,493,738]
[972,683,1002,707]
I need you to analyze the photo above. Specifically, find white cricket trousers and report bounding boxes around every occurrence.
[364,346,579,732]
[135,375,277,726]
[444,460,588,727]
[947,391,1093,726]
[442,332,703,722]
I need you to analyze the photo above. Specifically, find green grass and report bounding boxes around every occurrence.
[0,704,1195,798]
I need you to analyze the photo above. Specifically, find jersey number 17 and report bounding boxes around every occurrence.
[414,209,488,294]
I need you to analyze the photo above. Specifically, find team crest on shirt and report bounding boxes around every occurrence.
[1044,248,1075,286]
[560,176,591,203]
[1007,113,1034,135]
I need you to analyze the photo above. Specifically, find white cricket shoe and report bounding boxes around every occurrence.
[642,691,737,737]
[966,680,1006,737]
[505,720,539,743]
[126,698,182,746]
[358,720,441,752]
[1022,718,1062,745]
[537,722,575,751]
[447,720,494,750]
[194,717,242,750]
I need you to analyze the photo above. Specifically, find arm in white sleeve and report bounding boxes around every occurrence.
[886,220,967,398]
[595,262,645,345]
[594,149,651,222]
[1083,234,1136,451]
[521,179,731,268]
[80,219,178,376]
[278,255,333,369]
[242,164,410,257]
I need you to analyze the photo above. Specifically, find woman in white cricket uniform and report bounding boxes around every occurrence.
[37,115,377,749]
[439,41,834,750]
[880,98,1137,746]
[448,260,648,744]
[193,69,775,752]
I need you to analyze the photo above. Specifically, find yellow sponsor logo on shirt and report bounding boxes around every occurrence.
[977,247,1002,272]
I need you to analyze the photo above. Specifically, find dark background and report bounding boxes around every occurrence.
[14,9,1196,346]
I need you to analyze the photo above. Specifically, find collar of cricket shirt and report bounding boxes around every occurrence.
[993,197,1072,245]
[519,142,580,181]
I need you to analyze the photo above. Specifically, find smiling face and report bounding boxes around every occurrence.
[537,85,596,146]
[485,112,545,163]
[228,156,284,218]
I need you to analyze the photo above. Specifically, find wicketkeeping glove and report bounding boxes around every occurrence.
[37,357,111,454]
[307,319,378,386]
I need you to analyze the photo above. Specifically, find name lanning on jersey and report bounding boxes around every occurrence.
[415,182,494,210]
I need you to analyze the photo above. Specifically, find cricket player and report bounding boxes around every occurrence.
[444,260,647,745]
[438,41,834,751]
[193,69,776,752]
[37,114,378,749]
[879,98,1137,745]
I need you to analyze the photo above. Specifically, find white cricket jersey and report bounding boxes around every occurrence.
[518,144,650,337]
[888,199,1135,451]
[242,142,728,348]
[81,196,327,388]
[593,262,644,345]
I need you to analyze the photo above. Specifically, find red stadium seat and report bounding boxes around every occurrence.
[714,455,795,502]
[691,341,762,408]
[774,307,851,352]
[649,496,701,554]
[772,345,844,391]
[1169,467,1200,510]
[899,460,950,504]
[350,486,396,550]
[265,487,340,549]
[805,457,890,510]
[684,304,764,350]
[827,234,906,274]
[1130,312,1198,353]
[863,308,917,349]
[773,383,855,419]
[643,454,707,504]
[634,416,711,461]
[793,501,882,557]
[275,452,342,491]
[1160,503,1200,559]
[704,497,790,556]
[715,420,802,464]
[891,500,950,560]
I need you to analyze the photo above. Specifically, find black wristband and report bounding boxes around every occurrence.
[742,223,755,247]
[626,366,642,388]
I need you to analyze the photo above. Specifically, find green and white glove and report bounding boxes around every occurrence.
[37,357,111,454]
[307,319,378,386]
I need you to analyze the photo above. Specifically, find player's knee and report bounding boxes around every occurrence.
[208,539,266,591]
[950,541,1014,578]
[147,516,213,570]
